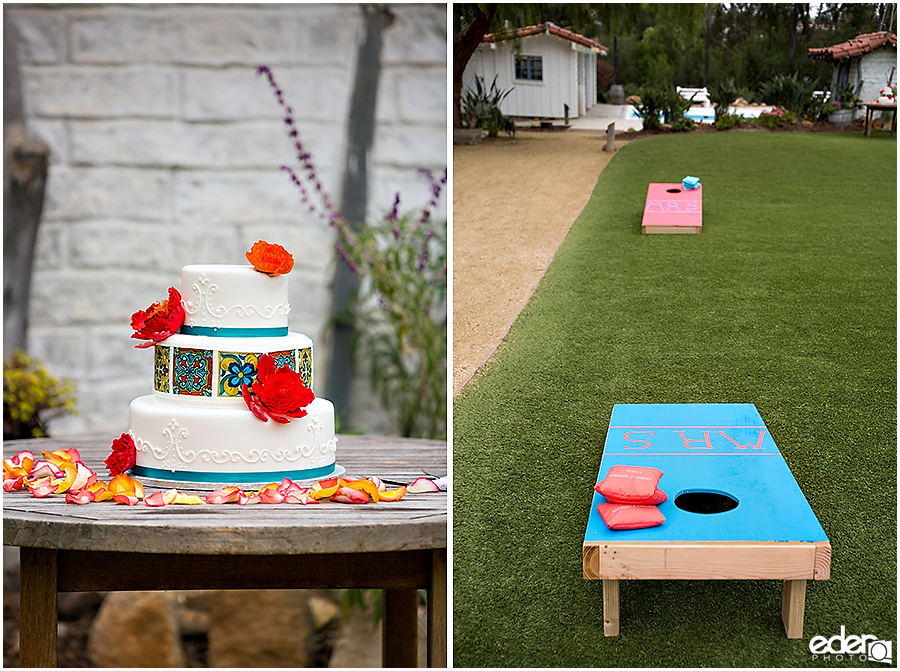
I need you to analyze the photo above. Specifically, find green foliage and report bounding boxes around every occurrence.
[460,75,516,138]
[638,84,694,128]
[759,73,819,115]
[714,113,744,130]
[834,81,859,108]
[708,78,740,119]
[337,193,447,441]
[754,107,798,128]
[805,91,834,121]
[670,116,695,132]
[3,349,77,440]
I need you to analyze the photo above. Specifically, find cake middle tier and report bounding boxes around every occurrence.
[153,332,314,403]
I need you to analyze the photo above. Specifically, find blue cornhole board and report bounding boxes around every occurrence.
[583,403,831,638]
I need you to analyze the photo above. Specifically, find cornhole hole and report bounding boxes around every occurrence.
[583,403,831,638]
[641,183,702,234]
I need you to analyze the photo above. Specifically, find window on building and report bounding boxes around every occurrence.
[515,55,543,81]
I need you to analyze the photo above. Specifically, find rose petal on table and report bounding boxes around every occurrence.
[283,488,316,504]
[145,490,172,507]
[205,486,245,504]
[376,486,407,502]
[29,460,65,479]
[406,477,440,493]
[112,493,139,506]
[330,486,369,504]
[172,492,205,505]
[3,476,25,492]
[345,479,381,502]
[27,476,57,498]
[88,482,115,502]
[65,489,95,505]
[256,485,285,504]
[3,451,34,478]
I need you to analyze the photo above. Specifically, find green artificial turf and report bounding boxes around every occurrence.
[452,132,897,667]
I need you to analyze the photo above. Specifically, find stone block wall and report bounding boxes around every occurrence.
[6,3,448,436]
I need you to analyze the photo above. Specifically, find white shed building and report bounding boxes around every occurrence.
[463,22,607,122]
[808,31,897,103]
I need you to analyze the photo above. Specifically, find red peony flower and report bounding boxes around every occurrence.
[105,432,137,476]
[246,240,294,277]
[242,354,314,423]
[131,287,185,348]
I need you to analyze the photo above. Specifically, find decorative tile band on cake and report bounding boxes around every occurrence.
[124,241,339,483]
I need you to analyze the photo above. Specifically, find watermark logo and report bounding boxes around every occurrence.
[809,625,893,664]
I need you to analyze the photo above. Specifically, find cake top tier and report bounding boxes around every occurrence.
[180,264,290,337]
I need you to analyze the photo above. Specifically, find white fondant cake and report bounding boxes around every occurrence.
[128,263,338,483]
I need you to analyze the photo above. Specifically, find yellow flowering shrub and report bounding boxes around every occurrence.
[3,349,77,439]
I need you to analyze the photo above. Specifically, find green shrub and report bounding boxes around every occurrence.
[708,78,740,120]
[637,84,693,129]
[671,116,695,132]
[760,73,819,115]
[3,349,77,440]
[715,113,744,130]
[461,75,516,137]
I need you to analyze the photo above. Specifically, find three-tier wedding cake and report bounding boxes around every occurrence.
[125,242,338,483]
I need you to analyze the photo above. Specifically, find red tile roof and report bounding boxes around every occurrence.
[808,31,897,61]
[482,21,608,55]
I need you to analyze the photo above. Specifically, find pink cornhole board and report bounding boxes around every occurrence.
[641,183,702,234]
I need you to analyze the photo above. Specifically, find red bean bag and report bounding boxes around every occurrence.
[597,503,666,530]
[594,465,664,503]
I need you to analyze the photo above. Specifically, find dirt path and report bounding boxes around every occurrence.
[453,129,629,395]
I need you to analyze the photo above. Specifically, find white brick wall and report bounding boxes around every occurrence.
[8,3,448,437]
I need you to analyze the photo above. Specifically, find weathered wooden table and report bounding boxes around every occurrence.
[864,102,897,137]
[4,434,447,668]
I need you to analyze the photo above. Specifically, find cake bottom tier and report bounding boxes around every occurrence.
[129,395,337,483]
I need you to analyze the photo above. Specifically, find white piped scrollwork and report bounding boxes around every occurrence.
[183,273,290,328]
[134,414,333,470]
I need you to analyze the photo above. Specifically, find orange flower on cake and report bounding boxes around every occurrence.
[246,240,294,276]
[130,286,185,348]
[241,353,314,423]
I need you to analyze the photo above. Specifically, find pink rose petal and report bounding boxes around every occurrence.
[406,477,440,494]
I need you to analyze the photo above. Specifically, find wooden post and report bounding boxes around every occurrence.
[19,547,58,667]
[604,122,616,152]
[382,589,418,667]
[602,579,620,636]
[427,548,447,667]
[782,579,807,639]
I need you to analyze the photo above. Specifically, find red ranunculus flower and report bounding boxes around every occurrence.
[242,354,314,423]
[131,287,185,348]
[246,240,294,277]
[105,432,137,476]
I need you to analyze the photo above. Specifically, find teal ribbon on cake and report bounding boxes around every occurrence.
[179,325,289,337]
[130,463,336,483]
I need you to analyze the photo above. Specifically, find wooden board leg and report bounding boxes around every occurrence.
[782,579,807,639]
[602,579,620,636]
[19,546,59,667]
[427,548,447,667]
[382,589,418,668]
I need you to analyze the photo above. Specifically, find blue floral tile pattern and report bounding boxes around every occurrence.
[173,347,213,396]
[271,349,296,372]
[218,352,259,397]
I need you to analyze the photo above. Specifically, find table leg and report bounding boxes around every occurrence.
[427,548,447,667]
[866,109,873,138]
[782,579,807,639]
[602,579,620,636]
[19,547,59,667]
[382,589,418,668]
